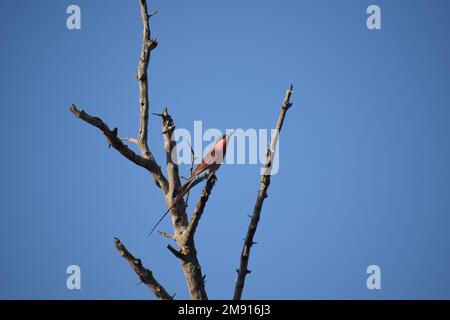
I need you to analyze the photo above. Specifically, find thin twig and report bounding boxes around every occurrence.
[158,230,175,240]
[233,85,294,300]
[121,137,139,144]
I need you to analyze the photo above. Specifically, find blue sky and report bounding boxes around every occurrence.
[1,0,450,299]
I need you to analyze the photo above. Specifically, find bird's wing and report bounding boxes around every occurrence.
[175,176,195,200]
[192,160,210,177]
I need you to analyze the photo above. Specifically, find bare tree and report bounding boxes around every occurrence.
[70,0,293,300]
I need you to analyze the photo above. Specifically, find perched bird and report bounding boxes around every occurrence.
[148,132,234,236]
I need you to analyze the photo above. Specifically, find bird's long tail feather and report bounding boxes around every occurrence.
[147,174,202,236]
[147,207,172,237]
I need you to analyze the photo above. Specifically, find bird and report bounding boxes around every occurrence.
[148,132,234,236]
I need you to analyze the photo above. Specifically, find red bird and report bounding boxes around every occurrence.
[148,132,233,236]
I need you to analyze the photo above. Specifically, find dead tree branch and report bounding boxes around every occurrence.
[114,237,173,300]
[137,0,158,160]
[69,0,210,300]
[137,1,208,300]
[156,107,208,300]
[159,108,182,197]
[233,84,294,300]
[69,105,168,191]
[152,108,189,232]
[120,137,139,144]
[167,244,188,261]
[135,0,166,191]
[71,0,290,301]
[186,173,217,243]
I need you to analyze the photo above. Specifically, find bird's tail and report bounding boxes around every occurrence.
[173,175,196,200]
[147,174,203,237]
[147,207,172,237]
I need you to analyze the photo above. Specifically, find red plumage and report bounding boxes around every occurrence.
[148,132,233,236]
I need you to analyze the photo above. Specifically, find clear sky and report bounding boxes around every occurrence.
[1,0,450,299]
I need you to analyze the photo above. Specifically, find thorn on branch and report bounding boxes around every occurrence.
[282,84,294,110]
[236,268,251,275]
[148,38,158,50]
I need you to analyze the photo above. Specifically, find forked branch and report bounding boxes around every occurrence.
[70,0,291,301]
[159,108,182,197]
[69,104,167,192]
